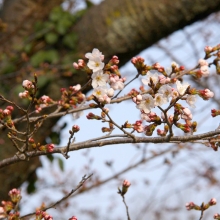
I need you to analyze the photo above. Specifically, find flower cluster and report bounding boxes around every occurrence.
[0,106,15,129]
[36,210,53,220]
[58,84,85,109]
[130,59,214,135]
[35,95,55,113]
[19,79,36,98]
[74,48,126,104]
[0,188,21,220]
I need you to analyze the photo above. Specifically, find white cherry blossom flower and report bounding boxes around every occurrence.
[87,57,104,72]
[137,94,154,113]
[142,71,159,86]
[93,86,108,99]
[186,95,197,108]
[176,80,189,95]
[85,48,104,61]
[158,85,172,101]
[91,70,109,88]
[154,93,167,106]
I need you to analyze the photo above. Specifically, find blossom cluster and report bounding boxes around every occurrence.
[73,48,216,136]
[0,188,21,219]
[74,48,126,104]
[130,58,214,135]
[0,106,15,129]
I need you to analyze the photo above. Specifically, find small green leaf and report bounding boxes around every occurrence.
[47,154,54,162]
[45,32,58,44]
[58,158,64,171]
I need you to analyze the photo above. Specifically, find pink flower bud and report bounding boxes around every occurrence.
[8,188,21,203]
[69,216,77,220]
[214,213,220,219]
[22,80,34,89]
[185,202,195,210]
[107,88,114,97]
[46,144,54,153]
[73,62,79,69]
[198,59,208,66]
[72,125,80,132]
[121,179,131,195]
[209,198,217,206]
[204,46,213,53]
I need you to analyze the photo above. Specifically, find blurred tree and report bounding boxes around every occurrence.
[0,0,220,200]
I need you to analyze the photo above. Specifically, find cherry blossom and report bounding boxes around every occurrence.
[158,84,172,101]
[154,93,167,106]
[186,95,196,108]
[92,86,108,100]
[109,75,125,90]
[87,57,104,72]
[85,48,104,61]
[142,71,159,86]
[91,70,109,88]
[176,80,189,95]
[137,94,155,113]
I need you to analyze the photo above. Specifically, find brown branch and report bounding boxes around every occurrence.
[1,129,220,169]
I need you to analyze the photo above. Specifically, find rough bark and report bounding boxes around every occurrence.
[74,0,220,64]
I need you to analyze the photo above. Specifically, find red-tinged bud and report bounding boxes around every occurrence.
[3,109,11,116]
[69,216,77,220]
[8,189,21,203]
[6,106,14,112]
[198,89,214,100]
[28,138,35,143]
[47,144,54,153]
[176,123,190,133]
[209,198,217,206]
[88,103,97,108]
[86,113,102,120]
[39,144,54,153]
[179,66,185,71]
[204,46,213,53]
[157,129,166,136]
[109,55,119,65]
[185,202,196,211]
[133,120,144,133]
[121,180,131,195]
[72,125,80,132]
[211,109,220,117]
[214,213,220,219]
[127,88,140,97]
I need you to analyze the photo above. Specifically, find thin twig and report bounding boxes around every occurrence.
[20,174,93,219]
